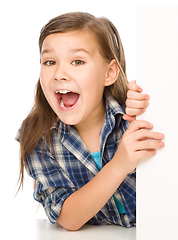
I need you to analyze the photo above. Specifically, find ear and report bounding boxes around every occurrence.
[104,59,120,87]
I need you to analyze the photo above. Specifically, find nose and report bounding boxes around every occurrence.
[54,64,70,82]
[54,76,67,81]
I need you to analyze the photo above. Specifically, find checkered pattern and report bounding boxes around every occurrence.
[16,96,136,227]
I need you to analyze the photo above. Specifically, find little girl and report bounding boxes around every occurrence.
[16,12,164,231]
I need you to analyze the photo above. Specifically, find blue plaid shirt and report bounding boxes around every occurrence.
[16,96,136,227]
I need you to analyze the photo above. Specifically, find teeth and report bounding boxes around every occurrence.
[60,99,66,108]
[56,90,70,94]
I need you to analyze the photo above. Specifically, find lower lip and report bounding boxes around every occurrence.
[56,97,80,111]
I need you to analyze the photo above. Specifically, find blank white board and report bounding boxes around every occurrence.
[136,5,178,240]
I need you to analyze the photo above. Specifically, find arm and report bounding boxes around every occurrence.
[123,80,150,122]
[57,158,127,231]
[57,120,164,231]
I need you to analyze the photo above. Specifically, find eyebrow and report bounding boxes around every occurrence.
[41,48,90,56]
[70,48,90,55]
[41,49,54,55]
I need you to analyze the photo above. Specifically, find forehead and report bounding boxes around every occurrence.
[41,30,99,55]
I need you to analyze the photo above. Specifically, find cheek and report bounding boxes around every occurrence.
[39,75,51,103]
[40,68,50,90]
[39,74,46,93]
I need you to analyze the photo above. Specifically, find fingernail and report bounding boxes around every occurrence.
[158,133,164,138]
[152,150,156,155]
[159,142,164,147]
[145,95,150,100]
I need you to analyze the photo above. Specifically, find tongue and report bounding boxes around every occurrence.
[61,92,79,107]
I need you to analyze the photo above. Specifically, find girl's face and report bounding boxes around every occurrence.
[40,30,117,128]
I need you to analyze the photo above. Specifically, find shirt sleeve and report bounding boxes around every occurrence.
[26,140,77,224]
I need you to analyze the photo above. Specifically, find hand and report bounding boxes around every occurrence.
[112,120,164,175]
[123,80,150,122]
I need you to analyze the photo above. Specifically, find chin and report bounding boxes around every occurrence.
[58,116,81,126]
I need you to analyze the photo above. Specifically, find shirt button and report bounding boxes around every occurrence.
[109,211,115,217]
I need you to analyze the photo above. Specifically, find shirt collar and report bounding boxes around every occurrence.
[99,96,125,159]
[105,96,125,117]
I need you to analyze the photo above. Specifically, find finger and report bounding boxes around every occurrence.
[137,140,165,151]
[135,149,157,160]
[122,114,136,122]
[127,90,150,101]
[128,80,142,92]
[125,107,146,116]
[126,99,149,109]
[126,120,153,134]
[134,129,164,141]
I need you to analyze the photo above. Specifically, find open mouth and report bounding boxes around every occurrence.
[55,90,80,109]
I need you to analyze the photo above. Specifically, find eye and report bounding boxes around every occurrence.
[72,60,84,66]
[44,60,56,66]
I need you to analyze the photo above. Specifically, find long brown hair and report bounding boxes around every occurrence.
[18,12,128,191]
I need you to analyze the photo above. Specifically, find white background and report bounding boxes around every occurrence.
[136,5,178,240]
[1,0,177,236]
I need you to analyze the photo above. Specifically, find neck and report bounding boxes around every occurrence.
[74,100,106,153]
[74,101,106,135]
